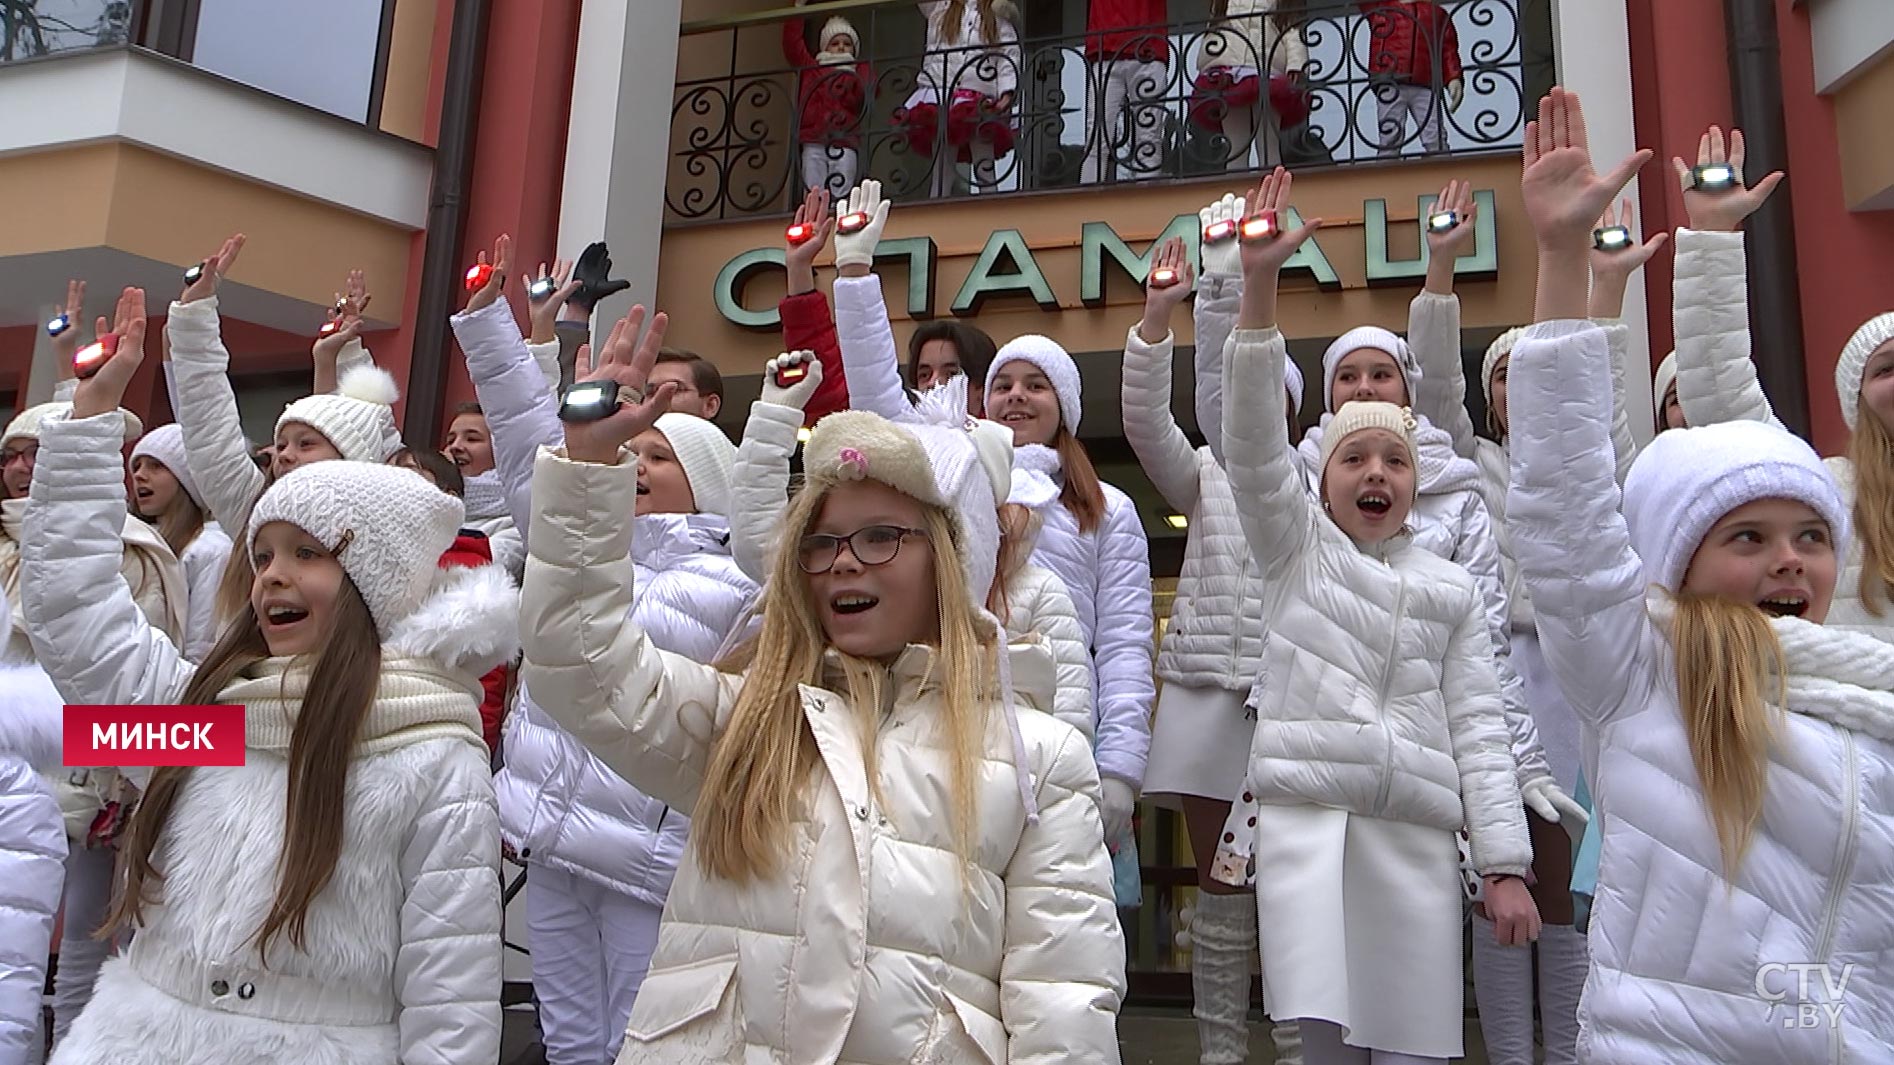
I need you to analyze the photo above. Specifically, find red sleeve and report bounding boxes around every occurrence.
[783,17,816,67]
[1439,7,1463,84]
[779,288,851,426]
[478,665,507,753]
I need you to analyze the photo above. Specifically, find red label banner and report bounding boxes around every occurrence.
[64,706,245,767]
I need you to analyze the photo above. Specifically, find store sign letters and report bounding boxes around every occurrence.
[714,190,1498,329]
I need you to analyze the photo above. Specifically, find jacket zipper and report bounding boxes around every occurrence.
[1370,572,1407,817]
[1812,728,1859,1065]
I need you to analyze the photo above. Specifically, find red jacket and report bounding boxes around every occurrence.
[783,18,870,147]
[778,289,851,427]
[439,531,509,753]
[1085,0,1170,63]
[1361,0,1462,88]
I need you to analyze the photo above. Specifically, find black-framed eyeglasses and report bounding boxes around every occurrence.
[796,525,928,574]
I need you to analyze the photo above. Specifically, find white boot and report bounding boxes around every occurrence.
[1268,1017,1303,1065]
[1191,890,1256,1065]
[1536,923,1587,1065]
[1470,911,1536,1065]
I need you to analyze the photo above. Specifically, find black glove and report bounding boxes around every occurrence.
[567,241,631,312]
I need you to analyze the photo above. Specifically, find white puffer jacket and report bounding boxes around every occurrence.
[1507,320,1894,1063]
[1121,325,1265,691]
[833,275,1155,786]
[729,398,1097,739]
[166,298,270,537]
[1194,0,1307,76]
[496,512,754,903]
[23,411,507,1065]
[459,471,524,580]
[1224,326,1531,875]
[1819,459,1894,644]
[915,0,1021,100]
[518,446,1126,1065]
[0,592,66,1064]
[175,522,234,662]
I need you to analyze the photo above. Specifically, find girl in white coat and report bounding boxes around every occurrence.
[1213,170,1538,1065]
[520,309,1126,1063]
[446,241,758,1065]
[830,180,1157,881]
[128,424,235,663]
[0,593,67,1065]
[1506,87,1894,1063]
[22,289,509,1065]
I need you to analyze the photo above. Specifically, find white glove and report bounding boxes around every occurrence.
[1100,778,1136,844]
[1521,773,1589,828]
[1447,78,1465,112]
[760,350,824,409]
[1197,192,1243,278]
[832,179,891,271]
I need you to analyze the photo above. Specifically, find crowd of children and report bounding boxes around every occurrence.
[0,78,1889,1065]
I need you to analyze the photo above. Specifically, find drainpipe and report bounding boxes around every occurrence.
[1723,0,1811,437]
[404,0,492,446]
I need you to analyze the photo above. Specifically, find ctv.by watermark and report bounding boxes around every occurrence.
[1756,962,1854,1030]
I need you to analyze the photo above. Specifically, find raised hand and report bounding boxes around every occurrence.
[1674,125,1784,234]
[568,242,631,313]
[1197,192,1243,277]
[180,234,246,305]
[562,305,677,464]
[832,179,890,275]
[785,186,837,295]
[314,269,371,358]
[72,288,148,420]
[1137,237,1193,344]
[1520,88,1652,252]
[760,350,825,409]
[527,258,581,342]
[465,234,512,314]
[1235,167,1324,331]
[1424,178,1480,262]
[50,279,86,370]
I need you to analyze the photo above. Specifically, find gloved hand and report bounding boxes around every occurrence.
[1100,778,1137,845]
[1447,78,1465,112]
[760,350,824,408]
[1521,773,1589,828]
[832,179,891,271]
[568,241,631,312]
[1197,192,1243,277]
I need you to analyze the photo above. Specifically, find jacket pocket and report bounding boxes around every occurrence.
[623,954,740,1046]
[914,991,1007,1065]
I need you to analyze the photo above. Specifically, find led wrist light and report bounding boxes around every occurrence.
[73,335,117,380]
[557,380,644,423]
[785,222,817,245]
[1426,210,1460,233]
[464,263,496,291]
[46,314,71,339]
[1592,225,1633,251]
[773,360,809,386]
[1239,211,1279,243]
[527,276,558,302]
[182,261,207,286]
[1148,266,1181,288]
[1689,163,1738,192]
[1202,218,1238,244]
[836,211,870,235]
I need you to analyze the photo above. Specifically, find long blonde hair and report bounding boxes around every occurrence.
[935,0,1003,46]
[694,485,997,883]
[1849,399,1894,615]
[1669,593,1785,873]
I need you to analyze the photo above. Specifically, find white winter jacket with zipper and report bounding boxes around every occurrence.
[0,592,66,1064]
[24,410,507,1065]
[1506,320,1894,1064]
[1223,326,1531,876]
[518,445,1126,1064]
[166,298,271,538]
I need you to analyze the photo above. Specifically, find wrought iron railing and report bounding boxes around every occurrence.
[0,0,130,61]
[669,0,1549,223]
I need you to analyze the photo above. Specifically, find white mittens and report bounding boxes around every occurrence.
[1197,192,1243,278]
[832,179,892,271]
[760,350,824,409]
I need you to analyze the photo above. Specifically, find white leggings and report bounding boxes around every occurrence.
[51,844,118,1044]
[1082,58,1167,180]
[526,863,665,1065]
[1299,1019,1446,1065]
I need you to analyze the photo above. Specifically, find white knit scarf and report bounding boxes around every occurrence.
[460,469,509,524]
[220,654,487,757]
[1008,443,1062,510]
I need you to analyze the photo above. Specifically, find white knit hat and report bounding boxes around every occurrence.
[1284,356,1307,415]
[1315,401,1420,497]
[1622,420,1849,593]
[653,413,736,517]
[1835,313,1894,431]
[1651,351,1678,429]
[1322,326,1420,413]
[248,461,464,635]
[4,401,141,451]
[276,365,403,464]
[818,15,859,54]
[1481,327,1524,403]
[987,335,1083,435]
[129,424,202,509]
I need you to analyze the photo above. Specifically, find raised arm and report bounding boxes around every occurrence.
[830,181,912,420]
[780,186,850,424]
[999,728,1125,1064]
[1121,237,1203,515]
[728,352,825,584]
[166,246,268,534]
[1412,179,1481,458]
[1672,227,1777,427]
[1192,194,1245,456]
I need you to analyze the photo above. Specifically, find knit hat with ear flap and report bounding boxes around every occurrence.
[652,412,736,517]
[1835,312,1894,431]
[1651,351,1679,429]
[1316,401,1420,498]
[1322,326,1420,414]
[1622,419,1849,593]
[248,461,464,636]
[129,424,202,509]
[987,335,1083,435]
[275,365,403,464]
[4,401,142,452]
[1481,327,1525,406]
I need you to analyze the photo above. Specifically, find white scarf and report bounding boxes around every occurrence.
[1008,443,1062,510]
[460,469,509,524]
[221,654,486,758]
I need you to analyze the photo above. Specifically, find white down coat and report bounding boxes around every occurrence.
[833,275,1155,786]
[1506,320,1894,1063]
[1223,326,1531,875]
[23,411,506,1065]
[174,522,234,663]
[518,445,1126,1064]
[728,398,1097,739]
[0,593,67,1065]
[1194,0,1308,77]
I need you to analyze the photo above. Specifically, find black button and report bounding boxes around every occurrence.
[210,979,229,996]
[519,847,531,859]
[237,982,256,1000]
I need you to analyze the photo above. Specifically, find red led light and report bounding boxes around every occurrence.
[786,222,815,244]
[1149,267,1180,288]
[1240,212,1279,242]
[73,335,118,379]
[464,263,494,291]
[837,211,870,234]
[1203,218,1238,243]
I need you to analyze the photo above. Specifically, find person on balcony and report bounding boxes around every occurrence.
[783,0,871,199]
[1361,0,1462,157]
[1188,0,1307,171]
[1082,0,1171,182]
[897,0,1021,197]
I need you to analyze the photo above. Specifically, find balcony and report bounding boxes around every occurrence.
[668,0,1553,224]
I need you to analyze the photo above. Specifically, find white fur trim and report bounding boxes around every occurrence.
[382,562,521,676]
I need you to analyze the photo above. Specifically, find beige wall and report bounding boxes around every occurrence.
[1834,51,1894,210]
[379,0,442,143]
[657,154,1534,374]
